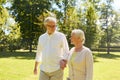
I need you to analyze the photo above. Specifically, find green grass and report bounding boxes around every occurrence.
[0,52,39,80]
[0,51,120,80]
[93,52,120,80]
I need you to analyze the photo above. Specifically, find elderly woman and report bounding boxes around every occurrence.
[68,29,93,80]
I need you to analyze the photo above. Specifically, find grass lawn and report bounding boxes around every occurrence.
[0,52,38,80]
[0,51,120,80]
[93,52,120,80]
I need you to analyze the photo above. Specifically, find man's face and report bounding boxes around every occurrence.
[45,21,56,35]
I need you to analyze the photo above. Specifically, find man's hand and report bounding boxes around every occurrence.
[33,61,39,75]
[33,68,38,75]
[60,59,67,70]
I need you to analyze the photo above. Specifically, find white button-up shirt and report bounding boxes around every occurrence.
[35,31,69,72]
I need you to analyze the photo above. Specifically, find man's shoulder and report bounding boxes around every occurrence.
[39,33,47,39]
[55,31,65,37]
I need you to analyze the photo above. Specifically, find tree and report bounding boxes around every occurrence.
[99,0,114,54]
[0,0,9,25]
[50,0,102,48]
[11,0,51,52]
[0,0,9,52]
[109,12,120,46]
[50,0,82,47]
[6,22,21,52]
[80,0,101,49]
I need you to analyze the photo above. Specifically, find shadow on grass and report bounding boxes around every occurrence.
[93,56,99,62]
[93,52,120,62]
[0,52,36,60]
[94,53,120,59]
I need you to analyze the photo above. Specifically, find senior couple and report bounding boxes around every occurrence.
[33,17,93,80]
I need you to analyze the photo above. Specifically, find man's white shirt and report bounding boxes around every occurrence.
[35,31,69,72]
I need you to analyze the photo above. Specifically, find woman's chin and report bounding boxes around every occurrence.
[71,42,74,45]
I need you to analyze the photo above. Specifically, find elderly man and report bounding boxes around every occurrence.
[33,16,69,80]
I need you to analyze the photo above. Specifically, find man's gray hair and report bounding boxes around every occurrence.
[44,17,57,25]
[72,29,85,44]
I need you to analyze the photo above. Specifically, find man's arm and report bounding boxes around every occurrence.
[34,61,40,75]
[33,37,42,75]
[62,34,69,60]
[60,34,69,70]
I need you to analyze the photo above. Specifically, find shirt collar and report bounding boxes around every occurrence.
[46,31,57,37]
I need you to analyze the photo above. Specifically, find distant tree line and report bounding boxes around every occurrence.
[0,0,120,52]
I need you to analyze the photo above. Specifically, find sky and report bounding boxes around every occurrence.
[112,0,120,12]
[76,0,120,12]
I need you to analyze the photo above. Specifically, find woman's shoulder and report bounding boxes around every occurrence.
[83,46,92,53]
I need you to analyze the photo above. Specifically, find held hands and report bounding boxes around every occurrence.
[33,60,66,75]
[60,59,67,70]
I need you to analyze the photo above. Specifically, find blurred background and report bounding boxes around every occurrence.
[0,0,120,53]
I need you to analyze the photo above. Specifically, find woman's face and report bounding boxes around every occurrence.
[70,33,82,45]
[45,21,56,35]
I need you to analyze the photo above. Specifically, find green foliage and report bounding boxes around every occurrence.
[99,0,120,47]
[10,0,52,52]
[52,0,83,46]
[0,1,10,52]
[7,23,21,41]
[0,0,6,4]
[84,2,101,48]
[108,13,120,46]
[50,0,102,48]
[0,0,8,26]
[11,0,51,42]
[8,0,119,51]
[0,6,9,25]
[0,18,21,52]
[99,21,120,47]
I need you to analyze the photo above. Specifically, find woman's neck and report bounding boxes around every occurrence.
[74,44,83,52]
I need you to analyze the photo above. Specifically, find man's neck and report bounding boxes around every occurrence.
[47,31,55,35]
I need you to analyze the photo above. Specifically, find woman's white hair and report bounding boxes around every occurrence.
[72,29,85,44]
[44,17,57,25]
